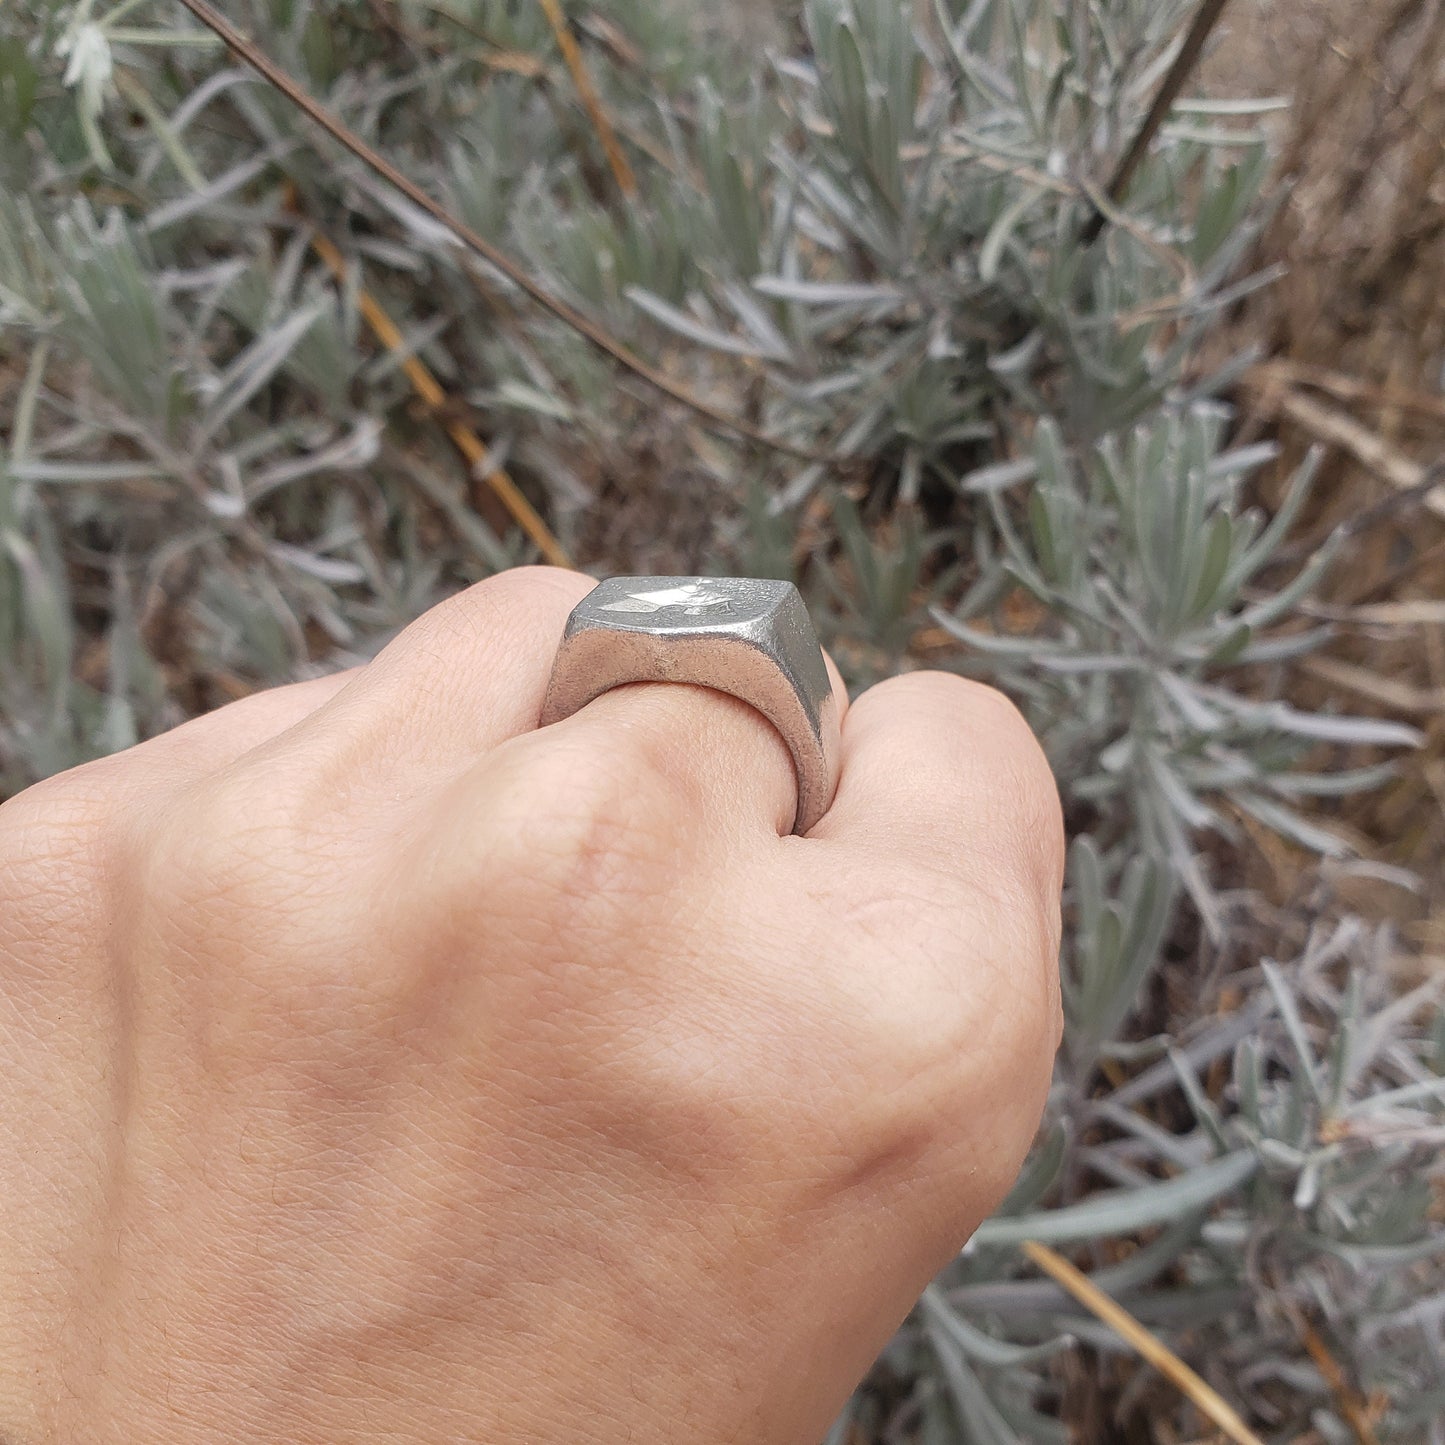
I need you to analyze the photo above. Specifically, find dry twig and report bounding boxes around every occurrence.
[1021,1240,1267,1445]
[534,0,639,198]
[1292,597,1445,627]
[1256,383,1445,522]
[1298,1319,1385,1445]
[1251,361,1445,423]
[1302,656,1445,716]
[1082,0,1235,245]
[308,231,573,569]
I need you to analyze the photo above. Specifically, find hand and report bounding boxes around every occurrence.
[0,567,1063,1445]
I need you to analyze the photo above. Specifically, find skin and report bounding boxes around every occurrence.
[0,567,1064,1445]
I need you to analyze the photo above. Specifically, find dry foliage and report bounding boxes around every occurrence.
[1212,0,1445,969]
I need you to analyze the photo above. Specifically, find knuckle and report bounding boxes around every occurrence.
[879,672,1062,837]
[139,770,298,913]
[951,678,1059,798]
[891,670,1031,733]
[389,568,596,657]
[128,762,405,1044]
[915,672,1065,898]
[128,761,357,973]
[1006,740,1066,893]
[0,767,123,994]
[814,866,1060,1170]
[963,676,1033,734]
[492,564,597,599]
[0,764,119,888]
[959,874,1061,1063]
[984,920,1059,1075]
[947,899,1060,1173]
[473,732,681,929]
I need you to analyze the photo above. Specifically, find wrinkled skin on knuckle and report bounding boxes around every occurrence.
[954,734,1066,1085]
[133,772,306,944]
[121,760,401,1065]
[0,767,122,1001]
[787,859,1059,1226]
[0,765,117,882]
[913,681,1065,1064]
[462,732,689,953]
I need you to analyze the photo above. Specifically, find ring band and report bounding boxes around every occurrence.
[539,577,841,835]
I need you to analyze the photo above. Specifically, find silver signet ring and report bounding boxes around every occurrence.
[539,576,841,835]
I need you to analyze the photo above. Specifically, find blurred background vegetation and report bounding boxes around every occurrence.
[1,0,1442,1440]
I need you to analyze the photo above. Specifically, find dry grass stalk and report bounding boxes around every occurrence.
[534,0,640,198]
[1258,385,1445,521]
[1295,1316,1386,1445]
[1302,655,1445,715]
[1021,1240,1267,1445]
[308,231,574,568]
[1250,361,1445,423]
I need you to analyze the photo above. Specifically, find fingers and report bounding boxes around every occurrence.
[147,672,361,773]
[9,671,362,833]
[84,568,848,855]
[542,635,849,844]
[297,567,847,844]
[289,566,599,783]
[812,671,1064,901]
[799,672,1064,1223]
[23,568,592,828]
[90,568,592,808]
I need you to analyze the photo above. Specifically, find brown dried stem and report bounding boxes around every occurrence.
[1022,1240,1267,1445]
[307,231,572,569]
[1082,0,1235,245]
[534,0,639,199]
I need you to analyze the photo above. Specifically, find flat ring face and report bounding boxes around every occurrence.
[540,576,841,835]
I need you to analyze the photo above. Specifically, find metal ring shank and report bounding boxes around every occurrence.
[540,612,840,836]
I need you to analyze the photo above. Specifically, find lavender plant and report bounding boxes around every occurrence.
[0,0,1440,1439]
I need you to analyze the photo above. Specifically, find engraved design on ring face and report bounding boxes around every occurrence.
[598,582,737,617]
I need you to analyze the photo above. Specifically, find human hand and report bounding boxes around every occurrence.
[0,567,1063,1445]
